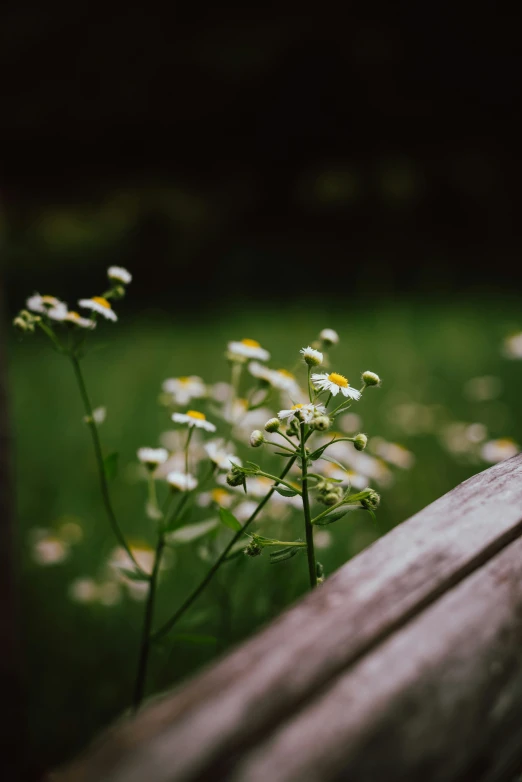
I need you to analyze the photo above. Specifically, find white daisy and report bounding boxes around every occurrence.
[370,438,415,470]
[78,296,118,321]
[228,338,270,362]
[481,438,519,464]
[319,328,339,345]
[137,447,169,467]
[107,266,132,285]
[166,471,198,491]
[300,346,323,367]
[64,311,96,329]
[68,577,99,604]
[32,536,70,566]
[162,376,206,405]
[172,409,216,432]
[26,294,68,321]
[109,543,155,577]
[197,487,235,508]
[312,372,361,399]
[503,332,522,359]
[205,440,241,470]
[278,402,326,424]
[248,362,301,396]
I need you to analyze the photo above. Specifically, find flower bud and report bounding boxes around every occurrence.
[319,328,339,347]
[286,419,299,438]
[109,284,126,300]
[311,415,331,432]
[249,430,265,448]
[362,370,381,387]
[300,346,323,367]
[226,469,245,487]
[354,433,368,451]
[13,315,29,332]
[264,417,280,433]
[361,489,381,511]
[244,540,263,557]
[323,491,341,505]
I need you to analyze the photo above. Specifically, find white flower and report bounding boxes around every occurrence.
[314,530,332,549]
[172,410,216,432]
[300,346,323,367]
[205,441,240,470]
[211,381,233,402]
[166,471,198,491]
[32,536,69,566]
[370,438,415,470]
[228,338,270,361]
[109,543,155,577]
[78,296,118,321]
[137,447,169,467]
[26,294,68,321]
[338,413,362,433]
[68,578,99,604]
[312,372,361,399]
[319,328,339,346]
[198,487,235,508]
[481,438,519,464]
[162,376,206,405]
[108,266,132,284]
[248,362,301,396]
[278,402,326,424]
[64,311,96,329]
[503,332,522,359]
[84,406,106,425]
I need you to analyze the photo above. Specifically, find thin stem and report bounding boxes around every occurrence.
[307,365,312,402]
[184,427,193,476]
[311,496,348,524]
[255,471,301,495]
[70,355,142,572]
[151,455,298,642]
[275,430,299,449]
[300,422,317,589]
[263,441,296,455]
[132,533,165,711]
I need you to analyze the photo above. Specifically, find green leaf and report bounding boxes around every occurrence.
[366,508,377,523]
[275,486,298,497]
[172,633,218,647]
[103,451,119,480]
[319,454,347,471]
[315,506,357,526]
[115,566,150,582]
[219,507,242,532]
[270,546,300,563]
[165,519,219,545]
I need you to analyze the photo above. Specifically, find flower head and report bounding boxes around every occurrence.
[204,441,240,470]
[481,438,519,464]
[278,402,326,424]
[78,296,117,321]
[319,328,339,346]
[64,311,96,329]
[249,430,265,448]
[166,471,198,491]
[137,447,169,468]
[362,370,381,387]
[312,372,361,400]
[300,346,323,367]
[228,338,270,362]
[172,410,216,432]
[107,266,132,285]
[248,362,301,397]
[162,376,206,405]
[26,294,68,321]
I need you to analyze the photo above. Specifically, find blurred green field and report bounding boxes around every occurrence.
[9,296,522,773]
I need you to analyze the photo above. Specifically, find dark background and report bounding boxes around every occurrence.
[2,4,521,308]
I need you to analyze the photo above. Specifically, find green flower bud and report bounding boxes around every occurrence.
[110,284,126,300]
[361,489,381,511]
[244,540,263,557]
[354,433,368,451]
[13,315,29,332]
[311,415,331,432]
[286,419,299,438]
[362,371,381,387]
[264,418,280,433]
[323,491,342,505]
[249,430,265,448]
[319,328,339,347]
[226,469,245,487]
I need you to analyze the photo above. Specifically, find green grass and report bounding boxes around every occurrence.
[9,296,522,772]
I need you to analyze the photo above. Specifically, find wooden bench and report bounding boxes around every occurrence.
[57,452,522,782]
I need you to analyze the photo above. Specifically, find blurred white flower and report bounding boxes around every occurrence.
[338,412,362,433]
[78,296,117,321]
[162,376,206,405]
[107,266,132,284]
[370,438,415,470]
[205,440,240,471]
[463,376,502,402]
[69,578,98,603]
[166,471,198,491]
[314,530,333,549]
[32,537,69,566]
[84,406,106,425]
[137,447,169,468]
[278,403,325,424]
[64,311,96,329]
[481,438,519,464]
[319,328,339,346]
[172,410,216,432]
[26,294,68,321]
[503,332,522,359]
[228,338,270,361]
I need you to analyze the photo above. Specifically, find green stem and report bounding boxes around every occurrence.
[275,430,299,449]
[184,427,193,476]
[311,496,348,524]
[132,533,165,711]
[151,455,298,642]
[264,441,296,455]
[70,355,142,572]
[255,471,301,495]
[307,365,312,402]
[300,422,317,589]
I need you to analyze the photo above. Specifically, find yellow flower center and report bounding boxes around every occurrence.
[497,438,515,447]
[42,295,58,305]
[179,376,190,383]
[241,338,261,348]
[187,410,206,420]
[291,403,305,410]
[328,372,349,387]
[92,296,111,309]
[277,369,294,378]
[211,488,229,503]
[68,311,80,319]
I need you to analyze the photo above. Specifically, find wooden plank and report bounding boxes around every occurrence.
[59,454,522,782]
[232,533,522,782]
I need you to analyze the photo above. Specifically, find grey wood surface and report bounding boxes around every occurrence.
[59,453,522,782]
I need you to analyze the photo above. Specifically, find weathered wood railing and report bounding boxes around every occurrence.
[56,454,522,781]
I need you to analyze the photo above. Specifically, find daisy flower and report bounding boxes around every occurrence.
[162,376,206,405]
[481,438,519,464]
[172,410,216,432]
[370,438,415,470]
[205,440,241,470]
[228,338,270,362]
[31,536,70,566]
[248,362,301,396]
[137,447,169,468]
[107,266,132,285]
[166,471,198,491]
[312,372,361,400]
[300,346,323,367]
[278,402,326,424]
[78,296,117,321]
[64,311,96,329]
[319,328,339,346]
[26,294,68,321]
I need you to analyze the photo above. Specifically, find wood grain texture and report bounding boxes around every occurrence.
[59,454,522,782]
